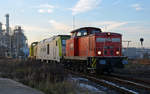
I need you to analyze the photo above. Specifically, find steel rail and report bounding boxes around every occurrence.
[99,75,150,91]
[111,74,150,87]
[66,70,138,94]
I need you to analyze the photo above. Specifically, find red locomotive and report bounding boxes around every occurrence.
[65,27,127,73]
[29,27,127,74]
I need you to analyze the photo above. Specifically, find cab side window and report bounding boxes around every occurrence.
[83,31,87,36]
[77,30,87,37]
[77,32,82,37]
[71,33,76,37]
[81,30,87,36]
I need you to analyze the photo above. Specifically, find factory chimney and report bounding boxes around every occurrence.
[0,22,2,32]
[5,14,9,34]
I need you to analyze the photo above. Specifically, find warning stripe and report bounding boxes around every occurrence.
[91,58,96,68]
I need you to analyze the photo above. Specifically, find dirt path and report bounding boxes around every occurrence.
[0,78,44,94]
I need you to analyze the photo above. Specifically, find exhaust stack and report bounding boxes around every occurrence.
[0,22,2,31]
[5,14,9,34]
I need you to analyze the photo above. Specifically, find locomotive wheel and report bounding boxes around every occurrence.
[75,64,78,72]
[72,62,76,71]
[70,62,73,70]
[79,65,82,72]
[96,69,103,75]
[108,68,113,74]
[83,65,87,73]
[77,63,80,72]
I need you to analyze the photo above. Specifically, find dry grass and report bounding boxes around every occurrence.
[114,59,150,78]
[132,59,150,64]
[0,59,78,94]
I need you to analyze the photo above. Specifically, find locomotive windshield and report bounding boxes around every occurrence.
[112,38,120,42]
[96,38,120,42]
[96,38,105,42]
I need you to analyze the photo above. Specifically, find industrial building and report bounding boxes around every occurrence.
[123,47,150,59]
[0,14,28,58]
[11,26,28,58]
[0,20,10,57]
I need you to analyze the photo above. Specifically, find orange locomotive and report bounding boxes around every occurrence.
[65,27,127,73]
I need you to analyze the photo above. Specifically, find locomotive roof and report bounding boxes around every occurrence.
[57,35,70,37]
[71,27,101,33]
[39,35,70,43]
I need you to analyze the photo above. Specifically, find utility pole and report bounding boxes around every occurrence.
[123,40,132,56]
[123,40,132,48]
[73,16,75,30]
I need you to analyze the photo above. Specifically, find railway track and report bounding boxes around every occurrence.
[110,73,150,87]
[66,69,150,94]
[97,74,150,93]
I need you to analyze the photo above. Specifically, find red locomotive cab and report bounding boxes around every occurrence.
[66,27,102,57]
[66,36,78,56]
[66,31,79,56]
[95,32,122,57]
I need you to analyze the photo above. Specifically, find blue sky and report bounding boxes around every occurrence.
[0,0,150,48]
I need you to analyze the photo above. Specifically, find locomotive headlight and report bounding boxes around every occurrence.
[107,32,111,36]
[97,51,101,55]
[116,51,119,55]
